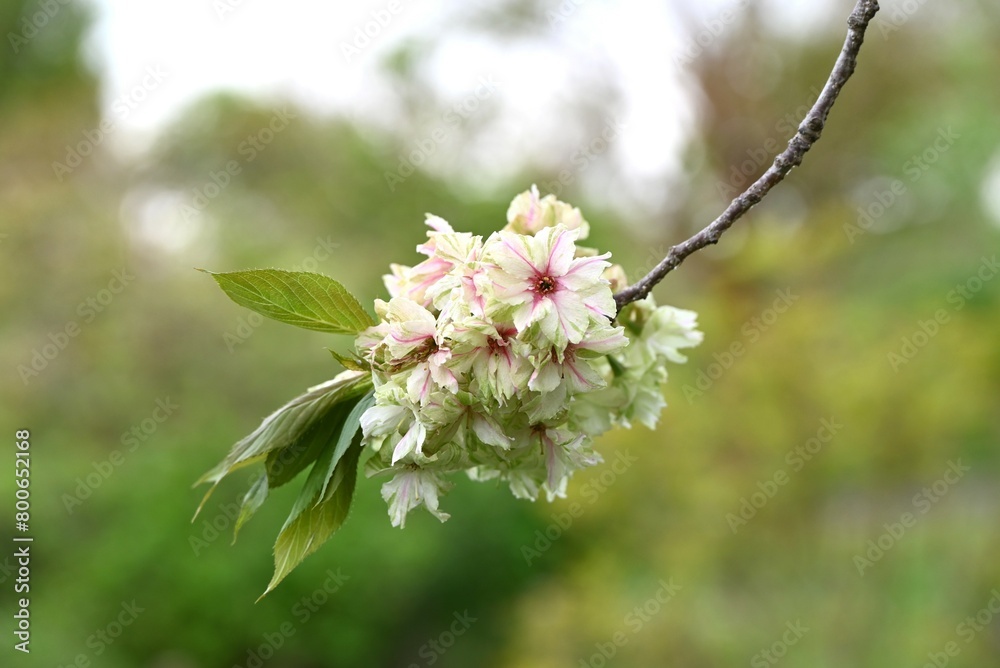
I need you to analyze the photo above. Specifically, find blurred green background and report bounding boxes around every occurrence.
[2,1,999,666]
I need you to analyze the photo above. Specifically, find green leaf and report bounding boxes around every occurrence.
[264,403,348,489]
[260,438,362,599]
[193,371,372,518]
[200,269,375,334]
[327,348,371,372]
[319,392,374,501]
[281,392,373,521]
[232,474,268,543]
[230,391,372,543]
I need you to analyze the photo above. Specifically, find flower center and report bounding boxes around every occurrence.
[535,275,557,294]
[386,337,438,373]
[487,327,516,355]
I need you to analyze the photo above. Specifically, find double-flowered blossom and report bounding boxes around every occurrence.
[356,186,703,527]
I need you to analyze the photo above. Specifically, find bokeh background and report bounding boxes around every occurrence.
[3,0,1000,666]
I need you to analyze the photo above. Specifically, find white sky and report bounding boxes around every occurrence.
[81,0,840,213]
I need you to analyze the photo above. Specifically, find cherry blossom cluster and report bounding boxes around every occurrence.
[356,187,702,527]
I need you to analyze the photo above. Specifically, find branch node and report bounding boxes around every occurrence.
[803,115,825,137]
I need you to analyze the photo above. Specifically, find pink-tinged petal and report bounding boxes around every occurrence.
[560,253,612,290]
[429,350,459,394]
[543,227,576,277]
[491,276,534,303]
[462,276,487,318]
[579,325,629,355]
[360,404,406,437]
[389,325,435,347]
[534,306,563,349]
[505,185,542,233]
[576,282,617,319]
[528,357,562,392]
[391,420,427,464]
[432,232,478,264]
[539,431,571,498]
[406,365,435,405]
[383,298,439,356]
[389,297,437,323]
[382,473,415,527]
[381,468,450,528]
[548,291,592,344]
[513,297,551,332]
[491,354,519,402]
[355,323,388,352]
[496,232,543,278]
[471,268,494,298]
[383,264,410,297]
[406,256,452,293]
[425,213,454,234]
[414,256,452,275]
[404,276,443,306]
[562,354,606,393]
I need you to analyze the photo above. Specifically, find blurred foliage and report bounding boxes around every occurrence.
[2,0,999,667]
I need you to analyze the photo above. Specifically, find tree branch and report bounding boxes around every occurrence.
[613,0,880,314]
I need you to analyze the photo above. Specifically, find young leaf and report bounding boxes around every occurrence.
[200,269,375,334]
[193,371,372,518]
[232,391,372,546]
[232,474,269,543]
[319,392,374,501]
[264,391,371,536]
[264,403,349,489]
[260,439,362,599]
[328,348,371,372]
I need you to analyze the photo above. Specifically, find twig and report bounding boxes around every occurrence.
[613,0,880,314]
